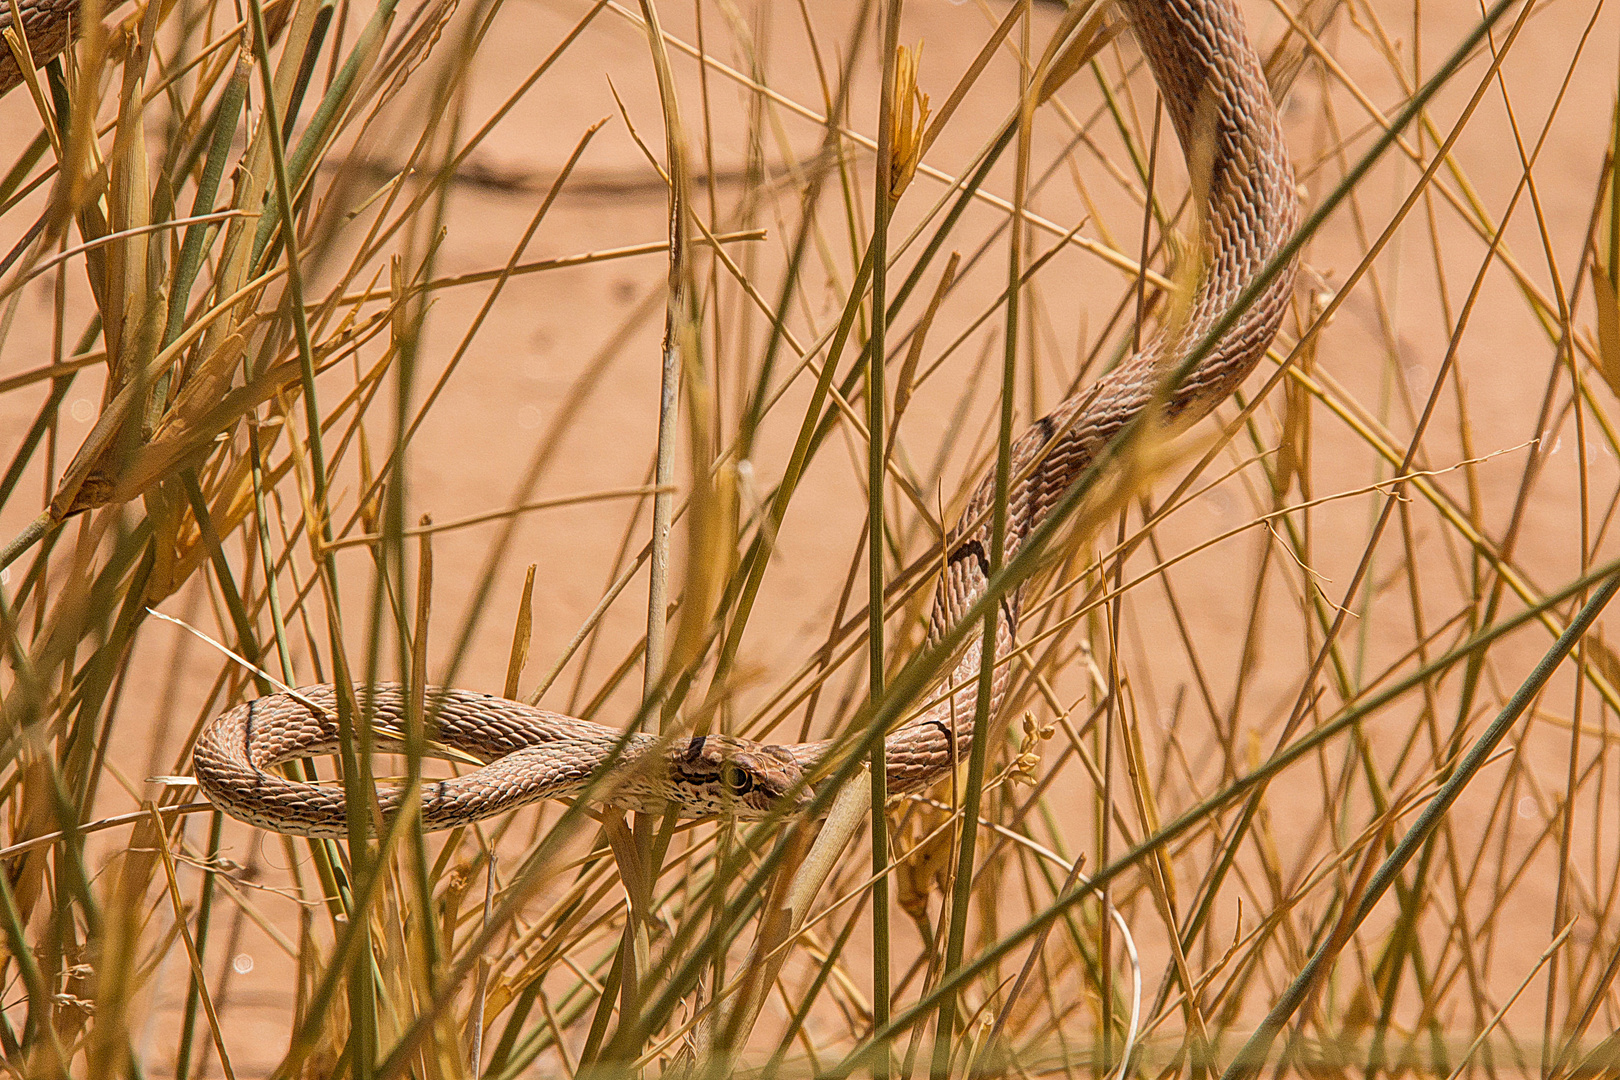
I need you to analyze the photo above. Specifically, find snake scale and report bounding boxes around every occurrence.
[0,0,1297,836]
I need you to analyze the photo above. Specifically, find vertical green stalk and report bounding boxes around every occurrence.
[162,51,249,352]
[931,5,1030,1076]
[240,0,373,1069]
[152,49,250,432]
[638,2,689,1023]
[642,0,685,708]
[240,0,341,717]
[868,1,902,1071]
[171,809,223,1080]
[622,0,697,1065]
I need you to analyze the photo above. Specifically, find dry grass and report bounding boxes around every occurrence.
[2,0,1619,1076]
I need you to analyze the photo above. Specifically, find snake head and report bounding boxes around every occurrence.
[673,734,809,818]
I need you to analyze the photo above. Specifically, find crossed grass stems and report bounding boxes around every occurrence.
[1,0,1618,1076]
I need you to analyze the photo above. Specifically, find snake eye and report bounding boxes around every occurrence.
[722,764,754,797]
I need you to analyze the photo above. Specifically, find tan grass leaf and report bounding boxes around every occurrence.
[896,804,953,922]
[1585,634,1620,695]
[358,427,381,534]
[141,479,185,600]
[888,43,931,202]
[102,350,306,509]
[8,756,57,925]
[671,457,737,677]
[1591,262,1620,399]
[1036,0,1120,107]
[159,331,247,435]
[1276,291,1326,497]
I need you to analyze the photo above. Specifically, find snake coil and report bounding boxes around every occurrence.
[0,0,1298,836]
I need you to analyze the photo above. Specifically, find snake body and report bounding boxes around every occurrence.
[0,0,77,97]
[2,0,1298,836]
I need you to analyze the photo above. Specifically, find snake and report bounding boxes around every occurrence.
[1,0,1297,837]
[0,0,75,97]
